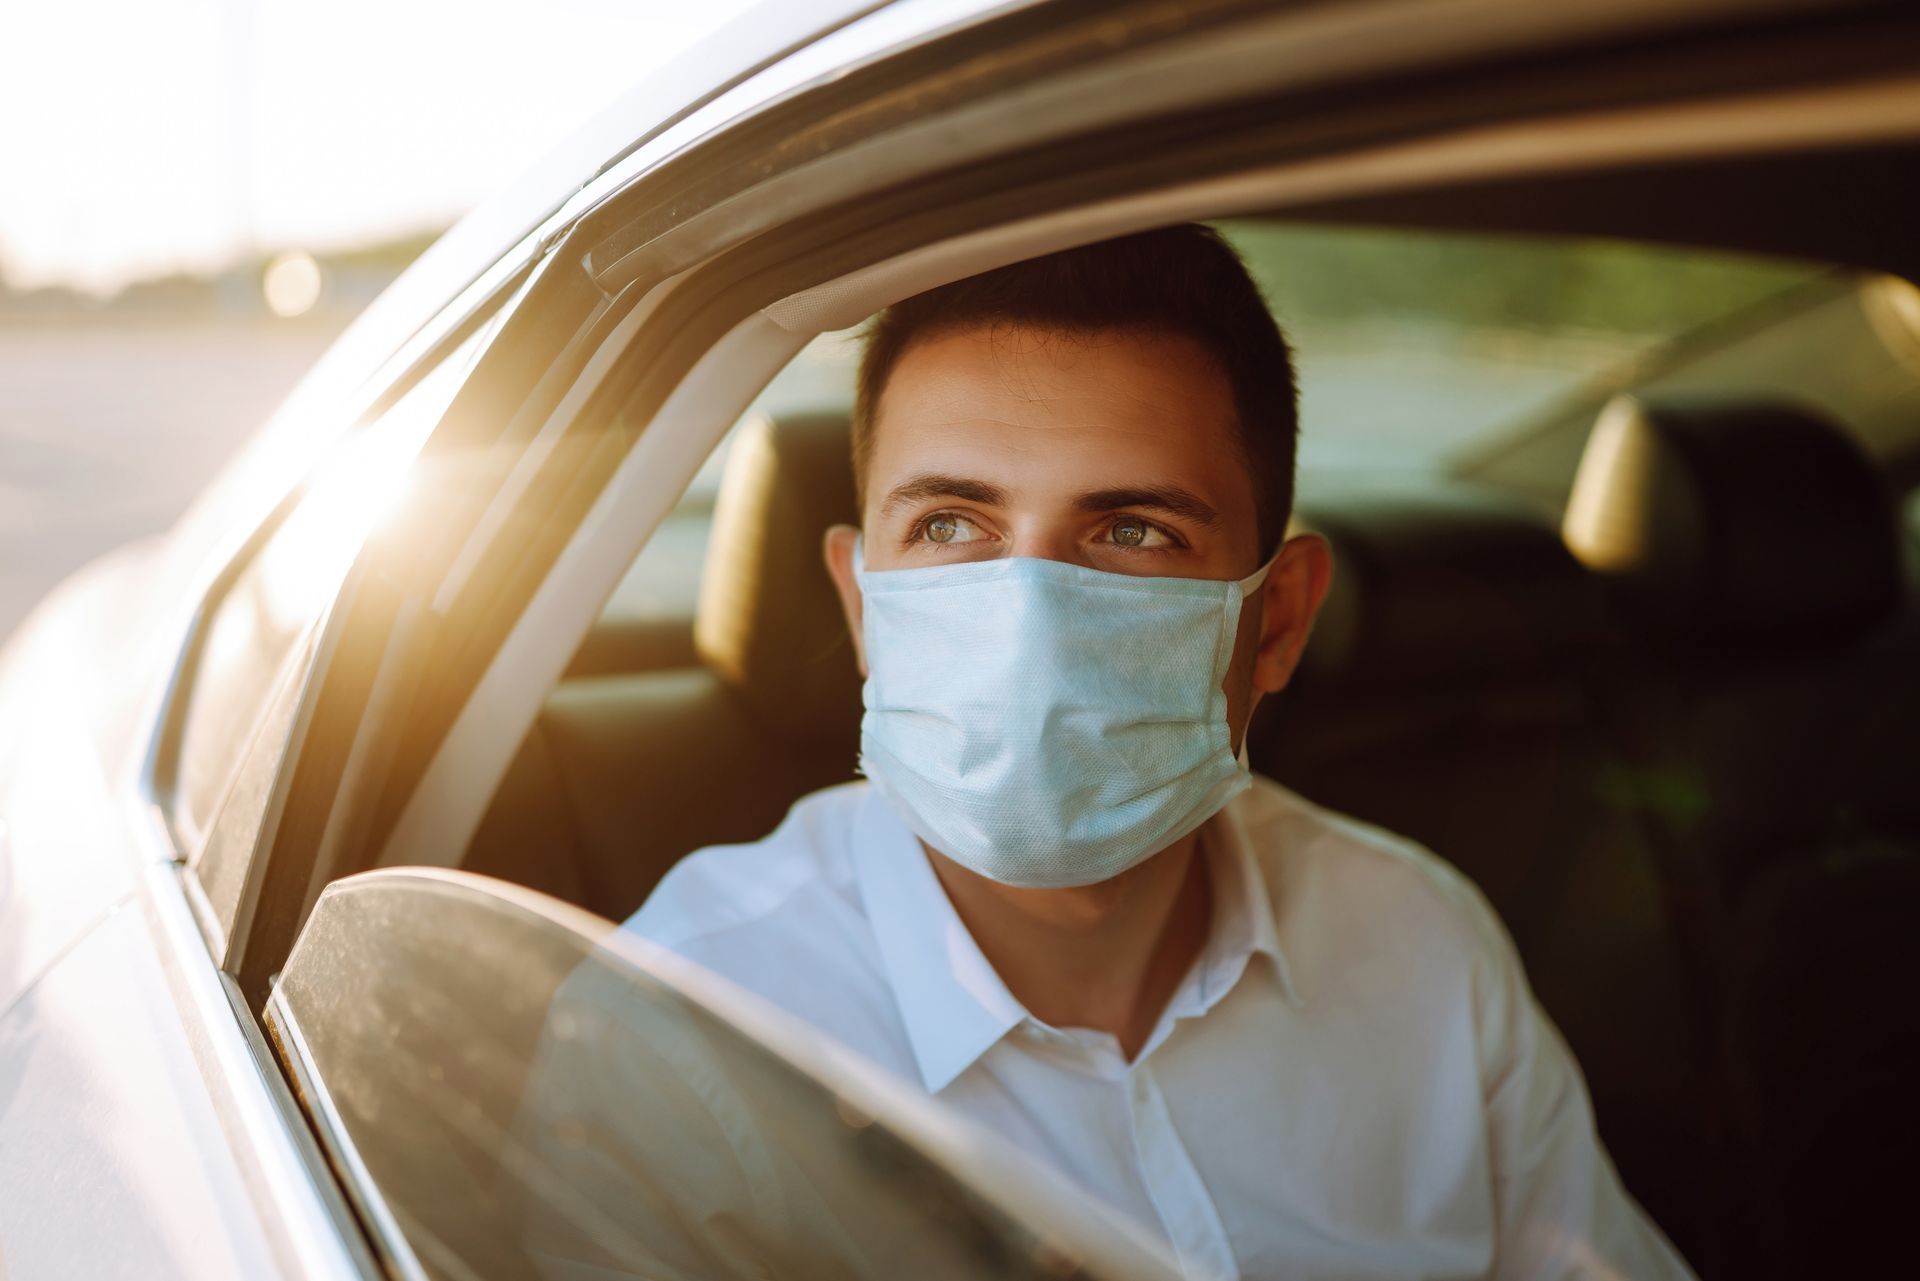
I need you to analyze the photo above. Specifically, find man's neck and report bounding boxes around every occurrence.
[927,831,1214,1061]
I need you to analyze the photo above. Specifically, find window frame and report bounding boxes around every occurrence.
[147,256,534,957]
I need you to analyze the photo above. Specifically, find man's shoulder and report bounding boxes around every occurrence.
[1237,775,1512,970]
[623,783,915,1071]
[627,781,871,950]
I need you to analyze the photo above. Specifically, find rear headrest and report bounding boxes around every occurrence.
[1296,482,1613,689]
[694,412,863,740]
[1562,395,1901,647]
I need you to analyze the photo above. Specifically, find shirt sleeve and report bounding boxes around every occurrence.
[1473,902,1699,1281]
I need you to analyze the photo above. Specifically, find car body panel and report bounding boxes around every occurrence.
[0,545,159,1018]
[0,523,360,1281]
[0,907,281,1280]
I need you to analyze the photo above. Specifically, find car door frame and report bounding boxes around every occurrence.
[112,6,1920,1268]
[207,0,1920,1014]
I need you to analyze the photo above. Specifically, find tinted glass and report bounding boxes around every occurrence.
[191,624,317,940]
[171,331,485,851]
[1221,221,1825,472]
[268,870,1169,1281]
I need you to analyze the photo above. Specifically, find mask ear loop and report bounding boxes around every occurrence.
[1232,546,1283,768]
[1237,547,1281,598]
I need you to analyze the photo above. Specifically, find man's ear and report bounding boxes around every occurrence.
[822,523,868,676]
[1252,533,1333,695]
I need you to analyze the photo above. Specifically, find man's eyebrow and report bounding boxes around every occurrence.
[878,473,1009,516]
[1072,484,1221,527]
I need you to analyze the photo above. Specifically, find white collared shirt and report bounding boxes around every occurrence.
[629,778,1695,1281]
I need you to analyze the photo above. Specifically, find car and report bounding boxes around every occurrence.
[3,0,1918,1277]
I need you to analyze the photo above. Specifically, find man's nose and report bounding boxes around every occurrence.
[1009,527,1090,567]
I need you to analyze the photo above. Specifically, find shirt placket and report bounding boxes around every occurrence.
[1125,1060,1238,1281]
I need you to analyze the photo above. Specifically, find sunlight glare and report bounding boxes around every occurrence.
[255,426,419,624]
[251,325,483,624]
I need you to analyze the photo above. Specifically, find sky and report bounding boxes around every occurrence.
[0,0,758,295]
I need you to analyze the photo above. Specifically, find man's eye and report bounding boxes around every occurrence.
[1107,517,1170,548]
[918,513,981,544]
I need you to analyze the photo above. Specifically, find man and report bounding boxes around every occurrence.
[630,225,1693,1280]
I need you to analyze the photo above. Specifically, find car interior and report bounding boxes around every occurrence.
[454,220,1920,1275]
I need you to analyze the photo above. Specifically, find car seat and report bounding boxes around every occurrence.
[1559,393,1920,1275]
[464,411,864,920]
[1248,476,1710,1256]
[1562,394,1917,918]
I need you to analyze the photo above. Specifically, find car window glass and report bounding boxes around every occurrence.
[191,623,318,942]
[1221,221,1827,473]
[1461,269,1920,500]
[169,326,490,853]
[268,871,1164,1281]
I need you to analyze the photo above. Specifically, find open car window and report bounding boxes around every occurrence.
[267,868,1173,1281]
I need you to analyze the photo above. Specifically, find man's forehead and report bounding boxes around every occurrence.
[881,323,1227,402]
[868,325,1250,499]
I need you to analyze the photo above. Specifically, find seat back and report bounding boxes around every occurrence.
[1250,477,1708,1253]
[1562,394,1918,906]
[466,412,863,920]
[1558,394,1920,1267]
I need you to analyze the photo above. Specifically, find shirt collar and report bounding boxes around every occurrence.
[852,791,1026,1093]
[851,786,1301,1093]
[1194,791,1301,1011]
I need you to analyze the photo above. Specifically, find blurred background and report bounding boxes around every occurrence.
[0,0,755,639]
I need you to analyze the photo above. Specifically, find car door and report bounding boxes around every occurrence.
[0,237,539,1281]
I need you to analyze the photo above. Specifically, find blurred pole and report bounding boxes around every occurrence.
[219,0,260,317]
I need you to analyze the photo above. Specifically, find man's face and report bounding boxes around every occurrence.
[825,322,1331,748]
[860,325,1265,580]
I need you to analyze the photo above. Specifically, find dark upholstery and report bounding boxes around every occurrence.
[465,413,864,921]
[1716,842,1920,1280]
[1562,394,1902,649]
[693,411,865,739]
[1555,393,1920,1271]
[1253,481,1708,1255]
[1562,394,1920,902]
[1296,481,1616,687]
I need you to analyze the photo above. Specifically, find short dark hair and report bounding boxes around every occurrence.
[853,223,1298,556]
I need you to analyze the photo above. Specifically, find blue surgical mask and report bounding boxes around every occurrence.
[853,541,1272,888]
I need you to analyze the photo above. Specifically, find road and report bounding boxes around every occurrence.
[0,317,347,642]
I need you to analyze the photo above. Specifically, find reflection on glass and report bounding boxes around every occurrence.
[269,872,1168,1281]
[174,331,484,849]
[254,422,425,625]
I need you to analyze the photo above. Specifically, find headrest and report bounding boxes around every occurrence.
[1295,481,1613,689]
[1562,395,1901,648]
[694,412,864,740]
